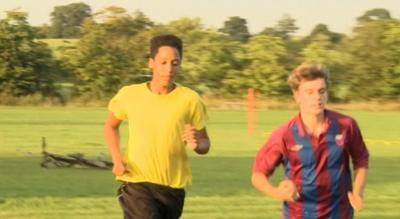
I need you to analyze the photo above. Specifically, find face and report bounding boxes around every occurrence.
[149,46,181,88]
[293,78,328,116]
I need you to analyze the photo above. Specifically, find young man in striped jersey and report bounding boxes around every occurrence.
[252,64,369,219]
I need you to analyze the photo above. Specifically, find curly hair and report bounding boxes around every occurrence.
[150,34,183,59]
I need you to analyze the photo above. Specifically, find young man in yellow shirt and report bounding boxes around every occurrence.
[105,34,210,219]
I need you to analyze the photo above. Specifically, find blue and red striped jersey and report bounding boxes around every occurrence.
[253,110,369,219]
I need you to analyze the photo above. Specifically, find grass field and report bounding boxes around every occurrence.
[38,39,78,58]
[0,106,399,218]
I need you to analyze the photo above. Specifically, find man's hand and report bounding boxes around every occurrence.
[183,124,210,154]
[183,124,201,150]
[348,192,364,212]
[277,179,299,202]
[112,160,128,176]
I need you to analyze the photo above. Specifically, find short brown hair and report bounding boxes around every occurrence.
[288,63,330,91]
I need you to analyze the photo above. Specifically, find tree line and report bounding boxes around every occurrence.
[0,3,399,104]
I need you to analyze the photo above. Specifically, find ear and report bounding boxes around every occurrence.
[148,58,154,69]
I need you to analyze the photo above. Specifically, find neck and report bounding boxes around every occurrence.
[300,111,325,136]
[149,81,174,95]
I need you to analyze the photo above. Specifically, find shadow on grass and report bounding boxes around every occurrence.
[0,155,398,199]
[0,156,118,198]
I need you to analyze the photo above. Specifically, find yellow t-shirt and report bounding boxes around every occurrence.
[108,82,208,188]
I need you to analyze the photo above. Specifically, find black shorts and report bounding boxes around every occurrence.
[117,182,185,219]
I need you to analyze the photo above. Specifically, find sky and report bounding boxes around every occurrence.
[1,0,399,36]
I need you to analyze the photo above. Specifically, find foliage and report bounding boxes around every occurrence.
[0,11,62,98]
[305,24,344,44]
[222,35,289,97]
[1,7,400,102]
[274,14,298,40]
[357,8,392,23]
[260,14,298,40]
[219,16,251,42]
[343,18,400,100]
[48,2,92,38]
[158,18,245,95]
[67,8,154,98]
[301,34,351,101]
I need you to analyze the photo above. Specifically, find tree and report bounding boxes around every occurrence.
[380,21,400,98]
[223,35,288,97]
[357,8,392,23]
[258,15,301,74]
[259,15,302,78]
[93,8,153,37]
[301,34,350,101]
[219,16,251,43]
[260,14,298,40]
[68,8,154,98]
[305,24,344,44]
[344,14,400,100]
[275,14,298,40]
[154,17,204,45]
[148,18,243,95]
[0,11,61,97]
[49,2,92,38]
[32,24,50,38]
[182,33,244,95]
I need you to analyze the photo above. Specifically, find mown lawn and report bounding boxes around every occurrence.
[0,106,399,218]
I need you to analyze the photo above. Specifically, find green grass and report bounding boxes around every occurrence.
[0,106,399,218]
[38,39,78,58]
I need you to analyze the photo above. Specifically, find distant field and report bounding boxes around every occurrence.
[38,39,78,58]
[0,106,399,218]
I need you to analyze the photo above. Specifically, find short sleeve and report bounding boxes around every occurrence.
[189,94,208,130]
[348,119,369,169]
[108,87,127,120]
[252,128,286,176]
